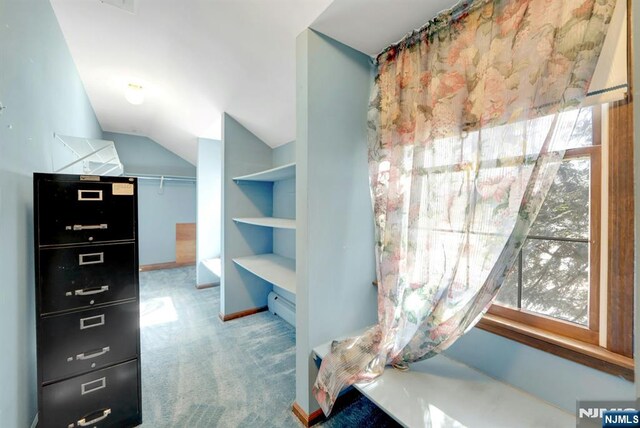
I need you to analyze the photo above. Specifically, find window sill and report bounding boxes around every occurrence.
[476,313,634,381]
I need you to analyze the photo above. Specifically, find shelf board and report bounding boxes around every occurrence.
[233,163,295,182]
[233,253,295,295]
[233,217,295,230]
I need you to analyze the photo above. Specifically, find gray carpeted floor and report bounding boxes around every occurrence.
[138,267,400,428]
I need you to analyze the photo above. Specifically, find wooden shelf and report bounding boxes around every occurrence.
[233,217,295,230]
[233,163,295,182]
[233,253,295,295]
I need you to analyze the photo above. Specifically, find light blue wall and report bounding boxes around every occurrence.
[273,178,295,261]
[221,114,274,316]
[197,138,222,286]
[103,131,196,176]
[295,29,378,413]
[444,328,635,412]
[104,131,197,266]
[0,1,103,426]
[273,141,295,167]
[137,180,197,265]
[272,141,296,284]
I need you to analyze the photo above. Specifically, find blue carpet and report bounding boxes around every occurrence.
[139,267,399,428]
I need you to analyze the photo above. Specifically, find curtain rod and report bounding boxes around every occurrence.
[124,173,196,182]
[376,0,483,63]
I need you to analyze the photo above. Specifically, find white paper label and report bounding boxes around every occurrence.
[112,183,134,196]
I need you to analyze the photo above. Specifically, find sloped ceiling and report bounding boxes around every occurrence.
[50,0,334,164]
[50,0,458,164]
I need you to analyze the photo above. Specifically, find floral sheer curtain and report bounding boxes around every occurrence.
[313,0,616,415]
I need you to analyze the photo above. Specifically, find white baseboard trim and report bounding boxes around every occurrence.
[30,413,38,428]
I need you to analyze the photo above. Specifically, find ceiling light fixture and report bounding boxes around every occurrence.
[125,83,144,105]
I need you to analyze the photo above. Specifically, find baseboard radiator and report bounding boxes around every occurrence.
[268,291,295,327]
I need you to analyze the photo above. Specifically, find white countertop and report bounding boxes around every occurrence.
[313,333,575,428]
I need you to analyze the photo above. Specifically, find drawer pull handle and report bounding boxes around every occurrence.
[68,224,108,231]
[77,408,111,426]
[80,377,106,395]
[76,346,110,360]
[80,314,104,330]
[78,252,104,265]
[77,189,103,201]
[73,286,109,296]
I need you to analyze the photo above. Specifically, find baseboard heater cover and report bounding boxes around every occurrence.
[268,291,295,327]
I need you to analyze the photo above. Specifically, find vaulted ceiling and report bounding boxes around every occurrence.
[50,0,458,164]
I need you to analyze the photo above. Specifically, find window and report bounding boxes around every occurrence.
[479,103,634,380]
[492,108,600,344]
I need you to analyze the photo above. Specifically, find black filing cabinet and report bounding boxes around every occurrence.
[34,173,142,428]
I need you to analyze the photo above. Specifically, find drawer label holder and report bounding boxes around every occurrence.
[80,314,105,330]
[78,252,104,266]
[80,377,106,395]
[77,190,103,201]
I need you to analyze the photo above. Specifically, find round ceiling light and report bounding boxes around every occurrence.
[125,83,144,105]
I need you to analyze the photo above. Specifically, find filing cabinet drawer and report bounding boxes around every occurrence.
[41,360,140,428]
[36,178,136,246]
[40,302,139,383]
[39,243,137,314]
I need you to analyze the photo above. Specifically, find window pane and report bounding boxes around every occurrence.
[521,239,589,326]
[566,107,594,148]
[529,158,590,240]
[495,263,518,308]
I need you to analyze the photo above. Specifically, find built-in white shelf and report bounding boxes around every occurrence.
[233,253,295,295]
[233,217,296,230]
[202,257,221,277]
[233,163,296,182]
[313,331,574,428]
